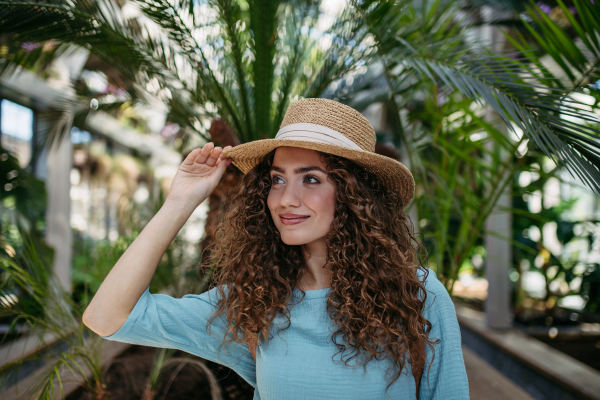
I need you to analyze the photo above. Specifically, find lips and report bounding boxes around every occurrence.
[279,213,310,225]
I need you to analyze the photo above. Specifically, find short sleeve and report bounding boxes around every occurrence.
[418,271,470,400]
[100,286,256,387]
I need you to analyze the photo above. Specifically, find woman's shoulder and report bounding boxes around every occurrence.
[417,268,447,294]
[416,267,455,317]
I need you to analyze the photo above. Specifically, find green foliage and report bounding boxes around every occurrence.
[0,0,374,148]
[72,192,202,309]
[0,147,53,322]
[506,0,600,186]
[354,0,600,195]
[482,0,600,318]
[509,146,600,319]
[2,191,205,398]
[325,0,600,289]
[72,235,136,306]
[404,86,525,289]
[581,264,600,313]
[0,232,107,400]
[137,0,373,142]
[521,0,600,92]
[336,0,512,286]
[0,147,47,230]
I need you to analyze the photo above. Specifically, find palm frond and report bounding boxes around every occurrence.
[356,0,600,194]
[408,54,600,192]
[0,229,107,399]
[248,0,281,138]
[523,0,600,93]
[272,1,319,132]
[213,0,255,141]
[137,0,250,137]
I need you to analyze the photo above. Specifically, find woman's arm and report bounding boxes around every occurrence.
[82,143,231,337]
[97,288,257,387]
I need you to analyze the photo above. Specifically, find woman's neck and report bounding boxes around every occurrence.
[298,239,332,291]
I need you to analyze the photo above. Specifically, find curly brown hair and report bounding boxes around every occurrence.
[203,149,437,387]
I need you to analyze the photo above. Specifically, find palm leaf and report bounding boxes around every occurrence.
[355,0,600,194]
[0,229,108,399]
[248,0,281,138]
[214,0,255,141]
[1,0,380,148]
[522,0,600,93]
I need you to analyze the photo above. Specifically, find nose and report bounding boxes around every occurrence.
[279,181,301,208]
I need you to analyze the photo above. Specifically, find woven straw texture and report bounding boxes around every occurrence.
[280,98,376,152]
[222,98,415,208]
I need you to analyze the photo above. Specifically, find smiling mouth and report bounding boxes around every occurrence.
[279,214,310,225]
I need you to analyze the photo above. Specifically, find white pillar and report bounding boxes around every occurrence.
[485,191,512,329]
[482,100,513,329]
[44,128,73,293]
[475,16,513,329]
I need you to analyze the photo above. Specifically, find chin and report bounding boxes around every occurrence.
[278,233,311,246]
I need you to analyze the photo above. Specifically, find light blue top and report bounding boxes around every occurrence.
[102,270,469,399]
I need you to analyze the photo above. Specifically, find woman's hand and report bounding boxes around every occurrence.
[166,143,232,209]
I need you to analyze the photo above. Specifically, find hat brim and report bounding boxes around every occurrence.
[222,139,415,208]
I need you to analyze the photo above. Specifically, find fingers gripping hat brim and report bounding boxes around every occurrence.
[221,99,416,208]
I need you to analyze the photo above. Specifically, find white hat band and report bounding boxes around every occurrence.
[275,123,362,151]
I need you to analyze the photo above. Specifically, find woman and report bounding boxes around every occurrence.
[83,99,469,399]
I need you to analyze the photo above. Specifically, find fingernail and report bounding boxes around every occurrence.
[227,159,232,166]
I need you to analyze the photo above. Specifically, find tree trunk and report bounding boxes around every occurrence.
[94,379,108,400]
[141,387,157,400]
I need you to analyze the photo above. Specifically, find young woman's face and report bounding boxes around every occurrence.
[267,147,337,246]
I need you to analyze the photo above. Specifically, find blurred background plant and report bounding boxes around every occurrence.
[511,147,600,325]
[0,229,109,400]
[0,147,53,341]
[500,0,600,324]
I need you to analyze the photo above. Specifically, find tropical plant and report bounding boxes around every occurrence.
[0,146,54,334]
[0,0,374,144]
[362,0,598,189]
[507,0,600,180]
[407,88,528,289]
[516,0,600,94]
[324,0,599,287]
[3,0,600,284]
[509,147,600,322]
[0,231,110,400]
[491,0,600,318]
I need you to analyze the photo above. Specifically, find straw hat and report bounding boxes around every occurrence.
[222,98,415,208]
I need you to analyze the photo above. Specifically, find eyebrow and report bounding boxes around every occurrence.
[270,166,327,174]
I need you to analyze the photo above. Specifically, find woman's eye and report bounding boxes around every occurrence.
[271,175,284,184]
[304,174,320,184]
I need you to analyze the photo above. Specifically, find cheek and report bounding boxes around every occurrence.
[305,188,336,220]
[267,190,279,214]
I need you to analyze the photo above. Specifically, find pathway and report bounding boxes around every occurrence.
[464,346,534,400]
